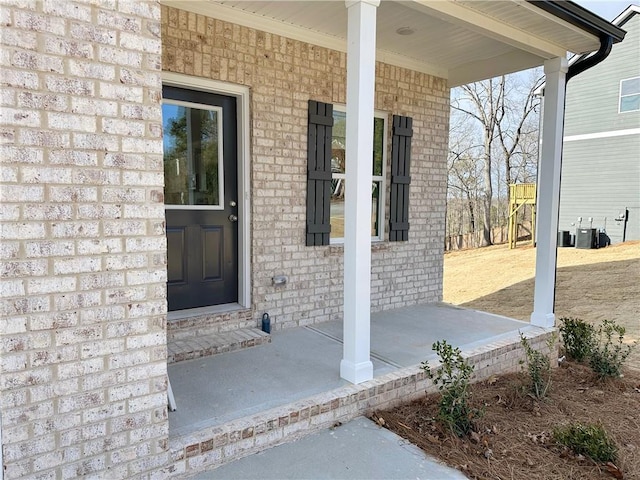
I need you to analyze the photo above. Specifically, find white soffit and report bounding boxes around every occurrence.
[165,0,450,78]
[162,1,603,85]
[458,1,600,54]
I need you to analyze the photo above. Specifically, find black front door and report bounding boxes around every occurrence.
[162,86,238,311]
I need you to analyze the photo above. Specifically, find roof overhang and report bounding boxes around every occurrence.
[163,0,626,87]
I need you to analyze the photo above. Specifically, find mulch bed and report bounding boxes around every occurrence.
[373,361,640,479]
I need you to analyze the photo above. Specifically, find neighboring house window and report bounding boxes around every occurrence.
[619,77,640,113]
[330,108,386,242]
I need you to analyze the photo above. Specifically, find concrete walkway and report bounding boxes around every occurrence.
[188,416,467,480]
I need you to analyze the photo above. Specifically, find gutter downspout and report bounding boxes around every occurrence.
[532,32,615,326]
[566,36,613,82]
[534,32,614,240]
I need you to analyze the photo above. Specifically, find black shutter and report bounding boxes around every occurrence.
[306,100,334,246]
[389,115,413,242]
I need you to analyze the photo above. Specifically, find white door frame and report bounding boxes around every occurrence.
[162,72,251,309]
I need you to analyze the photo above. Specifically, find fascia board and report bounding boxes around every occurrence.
[406,0,569,59]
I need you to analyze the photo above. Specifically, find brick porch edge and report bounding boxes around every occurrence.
[160,326,556,478]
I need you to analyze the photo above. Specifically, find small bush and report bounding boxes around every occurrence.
[553,422,618,463]
[589,319,634,379]
[519,332,555,399]
[559,317,595,362]
[421,340,482,437]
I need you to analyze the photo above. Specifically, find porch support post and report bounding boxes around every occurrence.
[341,0,379,384]
[531,56,568,328]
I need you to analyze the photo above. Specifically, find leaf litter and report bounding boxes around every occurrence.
[374,361,640,479]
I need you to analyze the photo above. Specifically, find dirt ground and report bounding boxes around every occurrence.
[376,361,640,480]
[380,241,640,479]
[443,241,640,369]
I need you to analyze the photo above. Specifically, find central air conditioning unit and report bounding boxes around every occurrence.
[557,230,571,247]
[575,228,598,249]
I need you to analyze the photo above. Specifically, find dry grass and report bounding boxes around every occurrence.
[443,240,640,369]
[378,240,640,479]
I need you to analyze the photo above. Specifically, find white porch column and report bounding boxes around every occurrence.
[341,0,379,384]
[531,56,568,328]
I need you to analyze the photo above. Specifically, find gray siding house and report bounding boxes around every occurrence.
[559,5,640,244]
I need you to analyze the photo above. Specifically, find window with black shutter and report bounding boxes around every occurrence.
[389,115,413,242]
[330,109,386,242]
[306,100,333,246]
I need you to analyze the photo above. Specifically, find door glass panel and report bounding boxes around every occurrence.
[163,101,223,207]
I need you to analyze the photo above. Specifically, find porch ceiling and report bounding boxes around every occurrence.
[166,0,607,86]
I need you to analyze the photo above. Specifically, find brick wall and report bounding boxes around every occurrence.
[0,2,450,476]
[161,6,450,332]
[0,1,169,478]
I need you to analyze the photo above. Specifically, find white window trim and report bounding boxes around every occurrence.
[162,72,251,309]
[330,105,388,245]
[618,76,640,114]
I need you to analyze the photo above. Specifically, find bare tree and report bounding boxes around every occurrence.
[449,70,542,247]
[448,149,482,237]
[496,73,544,205]
[446,107,483,245]
[452,78,504,246]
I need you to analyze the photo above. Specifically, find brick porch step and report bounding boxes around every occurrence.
[167,328,271,364]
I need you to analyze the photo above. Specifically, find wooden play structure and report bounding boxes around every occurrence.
[508,183,536,249]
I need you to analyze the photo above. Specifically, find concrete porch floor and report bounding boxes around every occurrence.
[165,303,557,477]
[167,303,529,438]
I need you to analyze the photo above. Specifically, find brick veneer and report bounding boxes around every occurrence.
[0,1,168,478]
[161,5,450,333]
[1,1,451,477]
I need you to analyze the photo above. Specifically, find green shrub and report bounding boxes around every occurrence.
[421,340,482,437]
[559,317,595,362]
[553,422,617,463]
[519,332,555,399]
[589,319,634,379]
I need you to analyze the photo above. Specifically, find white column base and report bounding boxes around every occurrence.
[530,311,555,328]
[340,359,374,385]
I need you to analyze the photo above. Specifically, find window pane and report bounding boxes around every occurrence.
[373,117,384,176]
[331,111,384,176]
[371,180,380,235]
[332,111,346,174]
[330,180,380,238]
[330,109,385,240]
[620,94,640,113]
[163,103,221,206]
[621,77,640,96]
[330,179,345,239]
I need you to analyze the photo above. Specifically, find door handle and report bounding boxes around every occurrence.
[228,214,238,222]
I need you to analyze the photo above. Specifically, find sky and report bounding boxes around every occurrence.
[573,1,639,21]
